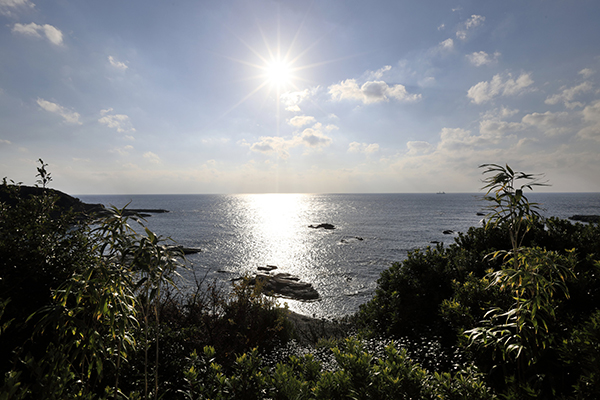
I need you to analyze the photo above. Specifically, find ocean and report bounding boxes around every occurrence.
[77,192,600,318]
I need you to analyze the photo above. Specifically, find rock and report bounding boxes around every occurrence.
[442,230,454,234]
[127,208,169,214]
[430,240,440,244]
[0,184,105,218]
[251,273,319,301]
[308,223,335,230]
[569,215,600,223]
[165,245,201,255]
[340,236,364,243]
[476,212,486,216]
[258,265,278,271]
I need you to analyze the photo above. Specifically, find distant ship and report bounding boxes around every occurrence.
[436,191,446,194]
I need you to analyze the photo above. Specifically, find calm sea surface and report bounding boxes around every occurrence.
[77,193,600,318]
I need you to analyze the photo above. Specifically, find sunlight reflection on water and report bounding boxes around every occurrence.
[76,192,600,318]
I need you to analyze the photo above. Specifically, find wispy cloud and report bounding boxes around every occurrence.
[366,65,392,80]
[466,51,500,66]
[545,81,593,109]
[0,0,34,17]
[348,142,379,154]
[37,98,81,124]
[108,55,128,70]
[12,22,63,46]
[579,68,595,79]
[456,15,485,40]
[98,109,135,133]
[280,88,318,112]
[406,141,432,155]
[436,38,454,53]
[143,151,161,164]
[111,145,134,156]
[578,100,600,141]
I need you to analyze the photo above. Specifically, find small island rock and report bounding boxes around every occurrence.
[308,223,335,230]
[250,273,319,301]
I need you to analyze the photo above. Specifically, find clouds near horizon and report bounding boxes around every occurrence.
[1,1,600,194]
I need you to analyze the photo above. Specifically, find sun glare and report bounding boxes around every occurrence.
[265,59,293,87]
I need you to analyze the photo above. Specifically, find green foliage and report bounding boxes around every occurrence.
[358,163,600,398]
[560,307,600,398]
[3,162,600,399]
[480,163,548,257]
[181,338,496,400]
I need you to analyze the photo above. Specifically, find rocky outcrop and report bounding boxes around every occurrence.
[340,236,363,243]
[165,245,201,255]
[308,223,335,230]
[250,272,319,301]
[258,265,278,272]
[569,215,600,223]
[0,185,169,219]
[0,184,105,215]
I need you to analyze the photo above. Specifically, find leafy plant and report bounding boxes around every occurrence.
[479,163,548,265]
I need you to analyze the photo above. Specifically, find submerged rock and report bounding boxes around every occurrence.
[251,273,319,301]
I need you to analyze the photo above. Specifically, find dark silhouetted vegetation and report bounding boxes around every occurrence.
[2,161,600,399]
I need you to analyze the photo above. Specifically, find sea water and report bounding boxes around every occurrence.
[77,192,600,318]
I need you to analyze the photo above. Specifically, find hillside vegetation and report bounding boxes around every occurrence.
[1,161,600,399]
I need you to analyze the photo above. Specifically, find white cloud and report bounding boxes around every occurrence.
[143,151,161,164]
[285,105,301,112]
[578,100,600,141]
[12,22,63,46]
[0,0,34,17]
[579,68,595,79]
[465,15,485,29]
[367,65,392,80]
[456,15,485,41]
[250,124,333,158]
[437,23,445,31]
[280,88,318,112]
[466,51,500,67]
[521,111,573,136]
[288,115,316,127]
[406,141,431,155]
[467,72,534,104]
[108,56,128,70]
[329,79,421,104]
[545,81,593,109]
[300,127,332,148]
[111,145,134,156]
[438,127,476,150]
[98,112,135,133]
[0,139,12,145]
[348,142,379,154]
[437,38,454,52]
[37,98,81,124]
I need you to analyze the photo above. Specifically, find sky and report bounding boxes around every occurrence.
[1,0,600,194]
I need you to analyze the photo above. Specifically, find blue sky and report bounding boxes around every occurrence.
[1,0,600,194]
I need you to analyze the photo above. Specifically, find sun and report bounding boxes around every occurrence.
[265,59,293,88]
